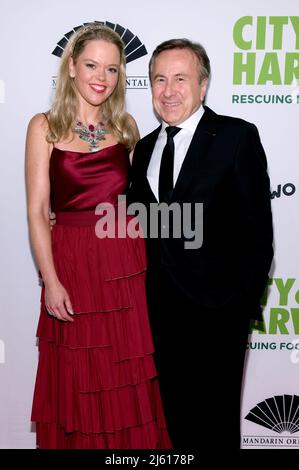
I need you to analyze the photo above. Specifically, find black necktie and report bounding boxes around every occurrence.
[158,126,181,203]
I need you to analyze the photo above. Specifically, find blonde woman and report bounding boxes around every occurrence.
[26,24,171,449]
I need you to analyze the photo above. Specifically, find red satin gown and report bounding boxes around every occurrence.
[31,143,171,449]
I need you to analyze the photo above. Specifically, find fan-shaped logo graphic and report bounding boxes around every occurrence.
[52,21,147,64]
[245,395,299,434]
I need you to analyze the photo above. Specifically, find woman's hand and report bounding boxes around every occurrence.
[49,211,56,230]
[45,281,74,322]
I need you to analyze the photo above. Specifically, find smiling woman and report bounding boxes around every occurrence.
[25,23,171,449]
[46,25,136,152]
[69,39,120,109]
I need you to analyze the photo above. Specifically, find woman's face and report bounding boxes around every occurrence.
[69,39,121,109]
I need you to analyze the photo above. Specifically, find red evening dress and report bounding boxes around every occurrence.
[31,143,171,449]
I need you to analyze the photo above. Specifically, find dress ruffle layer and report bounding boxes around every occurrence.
[32,224,171,449]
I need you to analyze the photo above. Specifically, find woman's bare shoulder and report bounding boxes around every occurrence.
[27,112,49,134]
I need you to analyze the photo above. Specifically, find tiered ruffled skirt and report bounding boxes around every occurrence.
[31,216,171,449]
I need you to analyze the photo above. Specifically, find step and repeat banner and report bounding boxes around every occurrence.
[0,0,298,449]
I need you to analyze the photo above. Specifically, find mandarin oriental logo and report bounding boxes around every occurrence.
[245,395,299,433]
[126,76,149,89]
[52,20,147,63]
[51,21,149,90]
[243,394,299,448]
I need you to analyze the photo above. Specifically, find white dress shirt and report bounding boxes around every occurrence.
[147,106,205,201]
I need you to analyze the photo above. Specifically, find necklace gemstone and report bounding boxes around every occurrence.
[73,120,109,152]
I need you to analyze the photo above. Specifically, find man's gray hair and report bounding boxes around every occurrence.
[149,38,211,84]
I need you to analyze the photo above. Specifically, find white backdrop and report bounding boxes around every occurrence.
[0,0,298,449]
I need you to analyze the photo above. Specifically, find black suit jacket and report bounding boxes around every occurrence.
[128,106,273,319]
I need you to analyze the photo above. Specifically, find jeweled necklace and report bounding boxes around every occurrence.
[73,120,109,152]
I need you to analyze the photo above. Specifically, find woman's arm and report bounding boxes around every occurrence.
[25,113,74,322]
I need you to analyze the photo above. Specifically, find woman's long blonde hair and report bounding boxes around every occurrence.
[47,24,138,151]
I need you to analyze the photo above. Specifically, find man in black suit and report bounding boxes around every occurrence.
[129,39,273,451]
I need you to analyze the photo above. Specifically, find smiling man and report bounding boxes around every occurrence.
[129,38,273,451]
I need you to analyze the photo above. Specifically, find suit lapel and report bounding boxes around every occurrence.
[171,106,219,201]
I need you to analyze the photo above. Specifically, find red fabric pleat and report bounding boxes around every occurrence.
[32,224,172,449]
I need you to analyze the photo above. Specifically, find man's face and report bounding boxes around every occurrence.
[151,48,208,126]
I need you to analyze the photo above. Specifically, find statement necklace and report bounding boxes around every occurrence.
[73,120,109,152]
